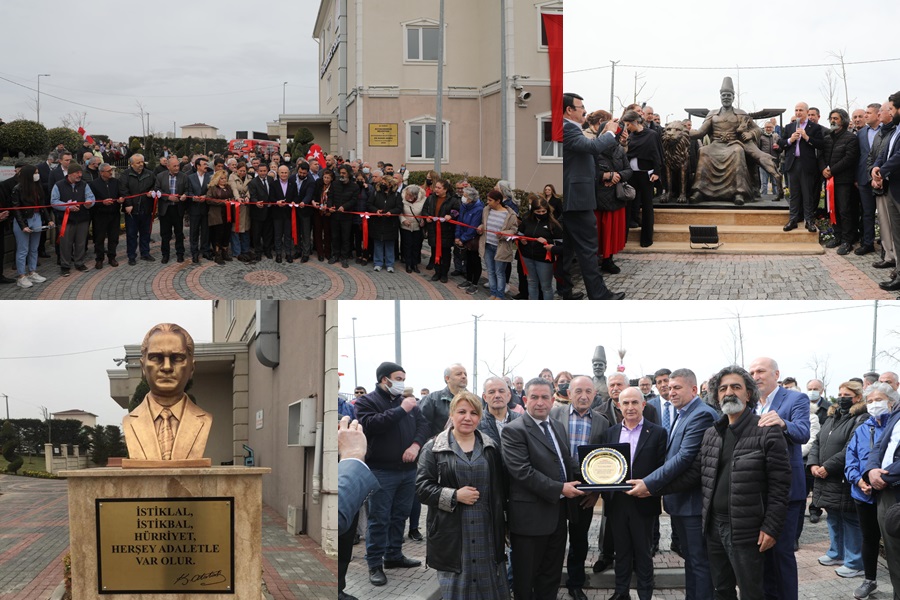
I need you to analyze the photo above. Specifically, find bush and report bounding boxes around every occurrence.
[46,127,85,156]
[405,170,531,212]
[6,457,23,474]
[21,469,59,479]
[0,120,48,157]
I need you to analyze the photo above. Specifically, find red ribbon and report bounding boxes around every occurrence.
[362,215,369,249]
[516,241,528,277]
[434,220,443,265]
[152,196,158,225]
[233,202,241,232]
[291,209,298,245]
[826,178,836,225]
[57,207,70,242]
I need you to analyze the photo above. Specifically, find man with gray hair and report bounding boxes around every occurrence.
[478,376,522,446]
[83,155,102,182]
[154,157,190,264]
[119,153,157,265]
[88,162,123,269]
[879,371,900,392]
[419,363,468,437]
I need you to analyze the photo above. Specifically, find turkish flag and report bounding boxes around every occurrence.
[542,13,563,142]
[77,126,94,145]
[306,144,326,170]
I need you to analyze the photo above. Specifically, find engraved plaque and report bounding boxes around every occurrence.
[576,443,633,491]
[96,498,234,594]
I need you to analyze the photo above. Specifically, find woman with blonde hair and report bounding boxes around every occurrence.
[228,162,253,261]
[416,391,509,600]
[206,170,234,265]
[400,184,427,273]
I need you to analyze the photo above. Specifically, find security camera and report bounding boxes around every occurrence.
[517,89,531,102]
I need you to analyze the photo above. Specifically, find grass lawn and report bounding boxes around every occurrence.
[0,455,47,473]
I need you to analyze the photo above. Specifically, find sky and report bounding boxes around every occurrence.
[565,0,900,127]
[0,301,213,426]
[338,300,900,400]
[0,0,321,142]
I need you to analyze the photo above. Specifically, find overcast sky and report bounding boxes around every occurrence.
[565,0,899,127]
[339,300,900,400]
[0,301,212,426]
[0,0,321,142]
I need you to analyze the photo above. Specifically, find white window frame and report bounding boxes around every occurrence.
[405,116,449,164]
[536,112,562,163]
[401,18,445,64]
[536,1,563,53]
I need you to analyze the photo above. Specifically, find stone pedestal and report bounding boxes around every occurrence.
[61,466,270,600]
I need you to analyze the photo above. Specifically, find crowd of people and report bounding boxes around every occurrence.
[564,88,900,297]
[337,356,900,600]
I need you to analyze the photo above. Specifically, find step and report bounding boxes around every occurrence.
[654,208,791,227]
[581,567,686,589]
[621,240,824,255]
[629,224,818,245]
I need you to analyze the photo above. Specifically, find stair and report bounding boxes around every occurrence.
[622,208,824,255]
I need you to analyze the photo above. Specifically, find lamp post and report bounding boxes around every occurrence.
[37,73,50,124]
[0,394,7,421]
[283,82,288,115]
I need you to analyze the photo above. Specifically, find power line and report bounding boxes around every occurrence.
[0,74,137,115]
[565,56,900,75]
[0,345,125,360]
[338,320,470,341]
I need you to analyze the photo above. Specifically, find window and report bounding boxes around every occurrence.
[407,118,448,162]
[406,25,439,61]
[538,114,562,162]
[326,74,332,101]
[537,2,563,50]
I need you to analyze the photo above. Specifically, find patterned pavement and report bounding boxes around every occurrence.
[0,474,336,600]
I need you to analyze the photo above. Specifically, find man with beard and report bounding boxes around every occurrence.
[819,109,860,255]
[662,365,791,600]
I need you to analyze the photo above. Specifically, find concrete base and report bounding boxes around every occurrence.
[60,466,270,600]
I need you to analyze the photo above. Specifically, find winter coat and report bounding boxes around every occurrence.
[808,402,868,512]
[845,411,893,505]
[478,205,518,263]
[757,132,782,157]
[595,142,633,212]
[662,408,792,545]
[818,128,860,185]
[228,173,251,233]
[477,406,522,446]
[205,184,233,227]
[400,194,426,232]
[118,166,156,215]
[455,199,484,245]
[416,429,507,573]
[422,192,461,245]
[517,216,563,263]
[366,190,402,241]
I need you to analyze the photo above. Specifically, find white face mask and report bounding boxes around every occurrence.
[388,378,405,396]
[868,401,890,418]
[807,390,821,402]
[33,173,41,182]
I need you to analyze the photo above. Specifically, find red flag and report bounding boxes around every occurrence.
[77,127,86,136]
[77,127,95,145]
[306,144,326,170]
[542,13,563,142]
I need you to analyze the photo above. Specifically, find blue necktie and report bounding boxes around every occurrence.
[540,421,567,483]
[662,401,671,433]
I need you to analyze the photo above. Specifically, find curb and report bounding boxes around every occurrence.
[49,582,65,600]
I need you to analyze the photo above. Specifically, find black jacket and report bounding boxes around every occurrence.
[416,430,507,573]
[355,385,430,471]
[248,175,272,221]
[11,184,51,230]
[819,128,860,185]
[119,167,156,214]
[366,190,402,241]
[88,177,123,217]
[595,142,633,211]
[423,193,461,244]
[517,216,563,262]
[808,402,868,513]
[327,178,358,220]
[602,420,667,516]
[663,408,792,545]
[478,406,522,446]
[421,386,455,438]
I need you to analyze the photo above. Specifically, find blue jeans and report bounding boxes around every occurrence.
[825,509,863,570]
[672,514,712,600]
[366,468,416,568]
[759,167,773,194]
[523,257,554,300]
[373,240,395,268]
[125,212,152,259]
[408,496,421,531]
[230,231,251,255]
[12,214,41,276]
[484,243,506,298]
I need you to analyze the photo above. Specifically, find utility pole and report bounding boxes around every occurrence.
[499,0,508,181]
[0,394,7,421]
[433,0,445,172]
[352,317,359,389]
[872,300,879,371]
[473,314,482,393]
[609,60,619,113]
[37,73,50,124]
[394,300,402,364]
[283,81,288,115]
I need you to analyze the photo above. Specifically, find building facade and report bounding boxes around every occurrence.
[180,123,219,139]
[50,409,98,428]
[273,0,562,192]
[107,301,340,555]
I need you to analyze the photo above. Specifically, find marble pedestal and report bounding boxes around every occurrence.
[61,466,270,600]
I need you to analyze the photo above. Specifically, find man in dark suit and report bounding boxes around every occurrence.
[501,377,585,600]
[293,161,316,262]
[862,399,900,594]
[601,387,666,600]
[550,375,610,600]
[873,92,900,290]
[561,92,624,300]
[629,368,718,600]
[748,357,810,600]
[856,103,883,257]
[186,157,212,263]
[781,102,825,233]
[248,163,273,261]
[270,165,298,263]
[154,157,190,263]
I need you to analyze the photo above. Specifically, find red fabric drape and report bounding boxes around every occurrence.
[542,13,563,142]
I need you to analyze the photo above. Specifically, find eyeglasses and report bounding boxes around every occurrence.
[354,390,365,395]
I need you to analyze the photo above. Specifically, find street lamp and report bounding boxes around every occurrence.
[282,81,288,115]
[0,393,8,421]
[37,73,50,124]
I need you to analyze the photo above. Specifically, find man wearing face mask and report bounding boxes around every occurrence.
[354,362,429,587]
[801,379,827,528]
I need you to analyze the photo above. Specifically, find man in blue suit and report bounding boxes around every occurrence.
[856,103,883,256]
[862,402,900,593]
[748,357,810,600]
[628,368,717,600]
[872,92,900,291]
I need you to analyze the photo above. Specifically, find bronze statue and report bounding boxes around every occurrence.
[592,346,608,399]
[661,121,692,203]
[689,77,784,205]
[123,323,212,461]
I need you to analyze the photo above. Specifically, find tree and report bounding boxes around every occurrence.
[1,421,23,474]
[806,353,831,396]
[9,418,46,455]
[88,424,109,466]
[819,69,838,115]
[0,119,49,157]
[129,378,150,412]
[827,50,855,113]
[46,127,85,155]
[50,419,91,448]
[59,111,89,131]
[105,425,126,458]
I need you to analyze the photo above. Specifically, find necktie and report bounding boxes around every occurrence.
[662,401,671,433]
[159,408,175,460]
[540,421,567,484]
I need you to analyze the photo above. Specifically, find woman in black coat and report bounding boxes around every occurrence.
[422,179,461,283]
[416,392,508,600]
[590,111,633,274]
[621,110,663,248]
[366,175,402,272]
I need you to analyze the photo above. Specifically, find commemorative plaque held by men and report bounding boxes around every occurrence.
[576,443,632,491]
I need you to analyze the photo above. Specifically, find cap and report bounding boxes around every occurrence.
[376,361,405,383]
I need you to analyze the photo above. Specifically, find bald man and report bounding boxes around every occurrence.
[781,102,825,233]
